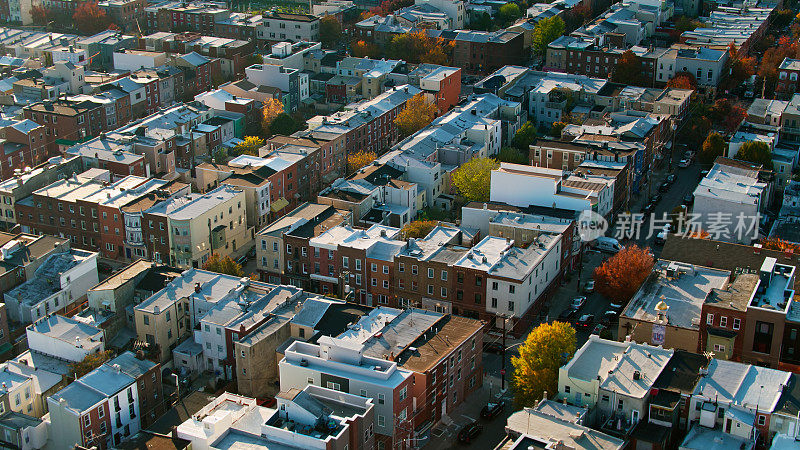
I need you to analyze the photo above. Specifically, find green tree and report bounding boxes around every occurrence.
[202,254,244,276]
[320,16,343,48]
[269,113,300,136]
[612,50,643,85]
[469,12,494,31]
[498,147,529,164]
[246,53,264,66]
[511,121,537,152]
[400,220,438,239]
[69,350,113,378]
[511,322,576,407]
[498,2,521,25]
[735,140,772,168]
[451,157,499,201]
[699,132,727,165]
[532,16,565,56]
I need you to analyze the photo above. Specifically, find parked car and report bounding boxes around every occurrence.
[236,255,248,266]
[683,193,694,206]
[683,150,695,160]
[609,302,624,311]
[583,280,595,293]
[649,194,662,204]
[601,310,618,325]
[594,237,622,253]
[457,421,483,444]
[665,174,676,184]
[480,401,505,419]
[678,159,691,168]
[571,296,587,310]
[558,308,578,322]
[591,324,607,335]
[575,314,595,329]
[654,224,670,245]
[658,181,671,193]
[483,341,504,354]
[699,170,709,181]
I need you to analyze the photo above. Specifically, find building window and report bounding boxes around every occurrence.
[733,318,741,330]
[758,415,766,426]
[713,344,725,352]
[378,415,385,427]
[720,316,727,327]
[706,314,713,325]
[378,393,385,404]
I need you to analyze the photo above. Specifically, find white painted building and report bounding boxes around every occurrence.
[414,0,465,27]
[4,250,99,324]
[656,46,728,87]
[278,331,414,444]
[490,163,613,217]
[484,233,562,319]
[25,315,104,363]
[692,158,767,243]
[47,363,140,449]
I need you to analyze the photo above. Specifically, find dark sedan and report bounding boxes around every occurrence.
[457,421,483,444]
[575,314,595,330]
[480,401,505,420]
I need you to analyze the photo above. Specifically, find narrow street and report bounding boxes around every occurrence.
[424,156,708,449]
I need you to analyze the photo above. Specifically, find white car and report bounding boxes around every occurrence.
[571,296,587,310]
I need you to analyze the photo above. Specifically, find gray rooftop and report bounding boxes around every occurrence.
[621,260,731,329]
[6,250,96,306]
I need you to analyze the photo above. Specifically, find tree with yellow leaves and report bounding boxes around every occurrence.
[233,136,265,156]
[400,220,438,239]
[203,253,244,277]
[451,157,499,202]
[394,94,437,137]
[261,97,285,136]
[69,350,114,378]
[511,321,576,407]
[348,151,377,174]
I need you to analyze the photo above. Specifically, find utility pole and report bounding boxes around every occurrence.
[501,314,507,391]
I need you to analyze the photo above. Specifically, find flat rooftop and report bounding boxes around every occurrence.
[6,250,96,306]
[621,260,731,329]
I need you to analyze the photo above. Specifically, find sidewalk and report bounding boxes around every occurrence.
[424,383,512,449]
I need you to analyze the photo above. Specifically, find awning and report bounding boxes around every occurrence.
[271,197,289,212]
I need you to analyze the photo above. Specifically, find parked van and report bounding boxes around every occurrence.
[594,236,622,253]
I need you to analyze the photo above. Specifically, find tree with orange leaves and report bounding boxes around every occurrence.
[31,5,53,25]
[351,40,381,58]
[761,237,800,252]
[593,245,654,303]
[73,1,112,35]
[667,72,698,90]
[388,31,452,64]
